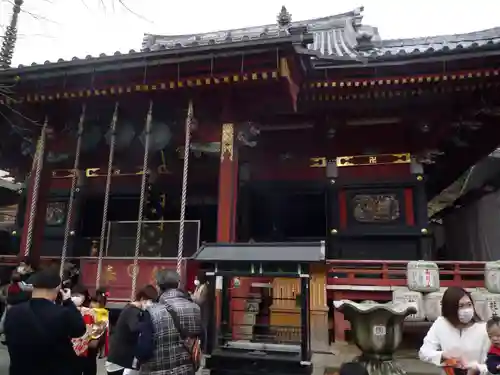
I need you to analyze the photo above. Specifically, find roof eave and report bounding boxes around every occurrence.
[293,45,368,64]
[1,33,311,80]
[311,44,500,70]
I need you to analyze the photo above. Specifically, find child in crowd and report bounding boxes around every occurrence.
[90,288,110,358]
[486,315,500,374]
[79,288,109,375]
[70,285,96,373]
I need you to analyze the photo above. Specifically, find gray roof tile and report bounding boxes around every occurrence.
[5,7,500,70]
[145,7,500,62]
[371,27,500,57]
[144,7,373,59]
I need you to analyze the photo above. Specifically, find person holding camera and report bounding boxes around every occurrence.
[4,267,86,375]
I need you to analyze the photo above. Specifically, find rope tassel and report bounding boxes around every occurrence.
[131,100,154,299]
[60,104,85,278]
[177,100,194,277]
[24,118,48,257]
[96,102,119,289]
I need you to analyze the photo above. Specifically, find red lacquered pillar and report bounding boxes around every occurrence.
[217,122,238,242]
[216,122,250,338]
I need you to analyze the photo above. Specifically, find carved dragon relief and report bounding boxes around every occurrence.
[237,122,260,148]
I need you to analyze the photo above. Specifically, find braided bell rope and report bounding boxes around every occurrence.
[24,121,47,256]
[131,100,153,299]
[96,102,119,289]
[60,104,85,278]
[177,100,194,276]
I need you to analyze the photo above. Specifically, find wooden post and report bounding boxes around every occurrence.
[216,121,251,338]
[217,122,238,242]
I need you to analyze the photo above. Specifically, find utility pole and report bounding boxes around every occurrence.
[0,0,24,69]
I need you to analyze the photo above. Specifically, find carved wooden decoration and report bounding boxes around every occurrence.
[221,123,234,161]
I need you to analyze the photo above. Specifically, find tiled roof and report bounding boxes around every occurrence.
[143,7,377,60]
[145,6,500,62]
[4,7,500,71]
[373,27,500,57]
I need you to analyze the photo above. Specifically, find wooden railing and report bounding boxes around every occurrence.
[327,260,487,342]
[327,260,485,289]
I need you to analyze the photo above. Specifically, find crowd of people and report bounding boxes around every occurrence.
[0,261,208,375]
[4,258,500,375]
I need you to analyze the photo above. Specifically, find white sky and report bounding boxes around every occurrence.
[0,0,499,67]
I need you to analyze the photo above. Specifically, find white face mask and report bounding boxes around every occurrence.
[194,279,200,286]
[71,296,84,307]
[458,307,474,323]
[142,300,153,309]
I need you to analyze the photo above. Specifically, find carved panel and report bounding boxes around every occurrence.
[352,194,400,223]
[220,123,234,161]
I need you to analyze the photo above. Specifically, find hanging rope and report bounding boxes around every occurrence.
[24,119,48,257]
[96,102,119,289]
[60,104,86,278]
[177,100,194,276]
[131,100,153,300]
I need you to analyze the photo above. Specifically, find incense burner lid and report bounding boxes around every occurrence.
[333,300,416,359]
[333,299,416,316]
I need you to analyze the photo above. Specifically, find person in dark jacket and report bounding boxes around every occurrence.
[486,316,500,374]
[138,270,201,375]
[106,285,158,375]
[4,267,86,375]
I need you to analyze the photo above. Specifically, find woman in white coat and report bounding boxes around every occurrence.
[419,287,490,375]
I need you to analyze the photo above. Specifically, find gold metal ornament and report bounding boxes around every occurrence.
[221,123,234,161]
[103,265,116,283]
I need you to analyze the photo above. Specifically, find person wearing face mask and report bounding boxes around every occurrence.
[4,267,86,375]
[16,257,35,283]
[419,287,490,375]
[192,272,209,349]
[106,285,158,375]
[69,285,97,374]
[137,270,202,375]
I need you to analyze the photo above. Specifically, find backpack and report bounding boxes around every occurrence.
[164,304,202,372]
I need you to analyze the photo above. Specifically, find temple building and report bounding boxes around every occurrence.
[0,5,500,346]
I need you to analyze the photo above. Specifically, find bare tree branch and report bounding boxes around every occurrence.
[5,0,59,24]
[117,0,152,23]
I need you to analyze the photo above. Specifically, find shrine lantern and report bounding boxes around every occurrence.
[485,261,500,294]
[406,260,440,292]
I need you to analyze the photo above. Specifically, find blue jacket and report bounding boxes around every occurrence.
[487,345,500,374]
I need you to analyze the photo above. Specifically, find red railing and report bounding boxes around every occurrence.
[327,260,487,342]
[327,260,486,289]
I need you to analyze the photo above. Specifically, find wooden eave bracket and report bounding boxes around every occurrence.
[293,45,368,64]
